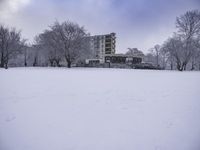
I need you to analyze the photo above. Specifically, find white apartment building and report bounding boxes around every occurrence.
[85,33,143,65]
[89,33,116,63]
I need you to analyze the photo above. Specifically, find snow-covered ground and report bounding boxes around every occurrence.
[0,67,200,150]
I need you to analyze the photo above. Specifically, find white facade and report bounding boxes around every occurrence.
[89,33,116,62]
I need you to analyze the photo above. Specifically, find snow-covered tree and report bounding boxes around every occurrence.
[149,45,161,67]
[50,21,90,68]
[160,10,200,71]
[35,21,90,68]
[175,10,200,70]
[126,48,144,57]
[0,25,25,69]
[36,30,63,67]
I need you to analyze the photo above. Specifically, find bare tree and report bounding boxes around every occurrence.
[144,46,166,69]
[176,10,200,39]
[189,38,200,70]
[161,10,200,71]
[36,30,63,67]
[35,21,90,68]
[175,10,200,70]
[149,45,161,67]
[50,21,89,68]
[162,36,186,71]
[161,45,176,70]
[21,43,30,67]
[0,25,25,69]
[159,47,169,69]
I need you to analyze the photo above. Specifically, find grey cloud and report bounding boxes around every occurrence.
[0,0,199,53]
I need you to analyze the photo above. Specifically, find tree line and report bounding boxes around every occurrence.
[0,10,200,71]
[145,10,200,71]
[0,21,91,69]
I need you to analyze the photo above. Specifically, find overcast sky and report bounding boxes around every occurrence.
[0,0,199,53]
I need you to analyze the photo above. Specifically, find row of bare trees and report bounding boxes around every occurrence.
[146,10,200,71]
[0,21,91,69]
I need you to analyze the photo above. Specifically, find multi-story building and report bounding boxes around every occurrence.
[89,33,116,62]
[85,33,143,66]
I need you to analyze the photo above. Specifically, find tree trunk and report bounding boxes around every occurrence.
[24,55,27,67]
[4,59,8,69]
[65,56,71,68]
[199,63,200,71]
[177,63,183,71]
[49,60,54,67]
[156,55,159,67]
[33,57,37,67]
[191,61,195,70]
[55,60,61,67]
[24,60,27,67]
[4,54,8,69]
[0,62,4,68]
[67,61,71,68]
[177,62,182,71]
[182,62,187,71]
[183,62,187,71]
[170,63,173,70]
[0,54,4,68]
[5,63,8,69]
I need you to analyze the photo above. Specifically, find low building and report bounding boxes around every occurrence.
[104,54,142,64]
